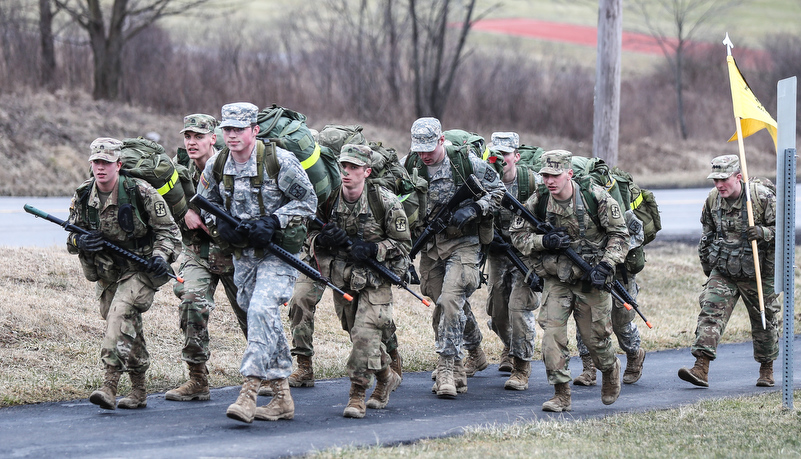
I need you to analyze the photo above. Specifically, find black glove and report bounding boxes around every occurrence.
[542,229,571,250]
[146,256,170,277]
[350,239,378,261]
[249,215,280,248]
[74,231,104,253]
[525,272,543,292]
[746,225,764,242]
[216,217,248,245]
[317,223,349,249]
[488,233,511,254]
[449,203,481,230]
[585,261,613,290]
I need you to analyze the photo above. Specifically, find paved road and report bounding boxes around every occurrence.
[1,337,798,459]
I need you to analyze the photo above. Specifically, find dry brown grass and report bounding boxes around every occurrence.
[2,242,798,407]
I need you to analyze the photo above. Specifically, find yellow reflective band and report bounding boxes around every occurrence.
[482,147,489,161]
[398,192,411,203]
[630,191,643,210]
[157,169,179,195]
[300,143,321,170]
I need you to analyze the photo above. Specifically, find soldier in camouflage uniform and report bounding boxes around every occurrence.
[165,114,251,402]
[678,155,779,388]
[309,144,409,418]
[510,150,628,412]
[67,137,181,411]
[404,117,504,398]
[484,132,541,391]
[198,102,317,423]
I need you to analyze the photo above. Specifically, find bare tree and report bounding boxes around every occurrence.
[52,0,211,100]
[38,0,59,91]
[629,0,742,139]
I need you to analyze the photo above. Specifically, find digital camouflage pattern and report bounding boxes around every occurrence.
[198,140,316,380]
[308,185,411,386]
[88,137,123,163]
[490,132,519,153]
[510,177,628,385]
[576,275,640,357]
[180,114,216,134]
[67,176,181,372]
[219,102,258,129]
[693,179,779,362]
[410,117,441,152]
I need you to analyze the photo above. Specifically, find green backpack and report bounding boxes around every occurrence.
[367,141,428,232]
[443,129,489,160]
[317,124,368,153]
[120,137,190,220]
[256,104,340,204]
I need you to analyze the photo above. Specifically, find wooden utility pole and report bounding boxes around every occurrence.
[592,0,622,166]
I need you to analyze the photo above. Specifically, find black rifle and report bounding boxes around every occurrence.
[492,229,542,292]
[189,194,353,302]
[500,192,652,328]
[407,174,487,283]
[313,217,430,307]
[24,204,185,283]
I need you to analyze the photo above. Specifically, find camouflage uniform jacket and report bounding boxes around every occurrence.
[698,180,776,278]
[67,176,181,285]
[198,143,317,254]
[422,152,504,254]
[510,180,628,284]
[310,185,411,284]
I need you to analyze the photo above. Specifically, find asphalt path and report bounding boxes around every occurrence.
[0,337,799,459]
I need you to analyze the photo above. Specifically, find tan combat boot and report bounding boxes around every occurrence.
[623,348,647,384]
[288,355,314,388]
[258,381,274,396]
[756,361,775,387]
[343,382,367,418]
[166,362,210,401]
[678,354,710,387]
[601,358,621,405]
[498,346,513,373]
[454,358,468,394]
[226,376,261,423]
[504,356,531,391]
[366,367,402,410]
[254,378,295,421]
[542,382,572,412]
[436,355,457,398]
[89,365,121,410]
[118,371,148,409]
[389,348,403,382]
[573,354,597,386]
[465,345,488,377]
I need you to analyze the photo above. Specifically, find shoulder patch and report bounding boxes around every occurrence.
[610,202,621,220]
[287,183,308,200]
[395,217,407,233]
[483,167,497,183]
[154,201,168,218]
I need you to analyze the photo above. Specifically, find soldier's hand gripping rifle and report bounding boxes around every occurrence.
[312,217,430,307]
[24,204,185,283]
[407,174,487,283]
[500,193,653,328]
[492,229,542,292]
[189,194,353,302]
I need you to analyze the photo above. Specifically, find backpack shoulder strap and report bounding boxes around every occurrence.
[516,165,535,203]
[367,183,387,225]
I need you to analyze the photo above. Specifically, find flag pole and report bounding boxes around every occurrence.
[724,34,767,329]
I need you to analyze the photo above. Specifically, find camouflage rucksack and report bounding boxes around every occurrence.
[120,137,191,220]
[316,124,368,153]
[367,141,428,232]
[443,129,490,160]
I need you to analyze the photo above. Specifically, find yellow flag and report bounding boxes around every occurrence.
[727,55,777,148]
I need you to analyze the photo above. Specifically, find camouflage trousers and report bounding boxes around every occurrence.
[234,252,297,380]
[485,253,540,360]
[97,272,156,372]
[420,244,481,357]
[288,255,399,357]
[172,249,247,364]
[538,277,615,385]
[692,268,780,362]
[576,278,639,357]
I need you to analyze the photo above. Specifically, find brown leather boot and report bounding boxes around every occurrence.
[465,345,488,377]
[118,371,148,409]
[254,378,294,421]
[436,355,457,398]
[756,361,775,387]
[573,354,597,386]
[623,349,646,384]
[89,365,121,410]
[504,356,531,391]
[226,376,260,423]
[542,382,572,412]
[498,346,513,372]
[166,362,210,401]
[389,348,403,382]
[678,354,710,387]
[601,358,621,405]
[343,382,367,418]
[288,355,314,388]
[366,367,402,409]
